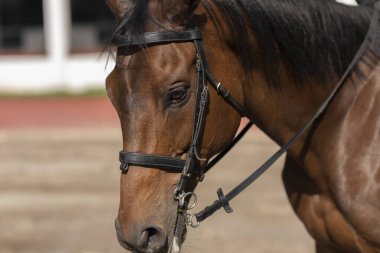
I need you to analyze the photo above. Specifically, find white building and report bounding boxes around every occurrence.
[0,0,115,92]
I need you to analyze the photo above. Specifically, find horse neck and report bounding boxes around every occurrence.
[198,0,371,146]
[199,17,338,147]
[244,64,339,147]
[241,50,380,171]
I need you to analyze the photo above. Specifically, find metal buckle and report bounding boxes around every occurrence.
[174,189,198,211]
[216,82,222,95]
[120,162,129,171]
[174,189,200,228]
[216,82,230,98]
[185,213,200,228]
[196,54,201,71]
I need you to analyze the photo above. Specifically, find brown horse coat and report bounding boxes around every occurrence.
[105,1,380,252]
[282,16,380,252]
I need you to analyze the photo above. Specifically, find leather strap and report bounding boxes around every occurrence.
[113,30,201,47]
[119,152,185,172]
[176,39,210,193]
[206,72,249,117]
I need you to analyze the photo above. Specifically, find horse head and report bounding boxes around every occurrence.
[106,1,243,252]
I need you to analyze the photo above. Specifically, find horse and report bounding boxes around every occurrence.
[104,0,380,252]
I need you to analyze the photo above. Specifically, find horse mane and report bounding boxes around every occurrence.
[203,0,373,85]
[109,0,372,86]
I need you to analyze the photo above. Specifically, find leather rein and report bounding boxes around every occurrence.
[112,19,370,227]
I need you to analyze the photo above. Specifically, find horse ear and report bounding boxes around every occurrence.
[106,0,132,20]
[162,0,201,24]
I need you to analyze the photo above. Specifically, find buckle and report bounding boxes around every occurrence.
[120,162,129,171]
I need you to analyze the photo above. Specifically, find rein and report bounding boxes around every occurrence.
[112,10,374,226]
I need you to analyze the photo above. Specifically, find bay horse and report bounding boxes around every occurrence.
[105,0,380,252]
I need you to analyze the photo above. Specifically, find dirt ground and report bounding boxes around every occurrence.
[0,127,314,253]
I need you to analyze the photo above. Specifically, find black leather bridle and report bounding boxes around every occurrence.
[112,28,252,224]
[111,12,374,226]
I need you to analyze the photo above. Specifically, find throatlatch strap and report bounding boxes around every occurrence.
[206,72,249,117]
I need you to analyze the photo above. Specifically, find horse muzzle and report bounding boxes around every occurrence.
[115,218,170,253]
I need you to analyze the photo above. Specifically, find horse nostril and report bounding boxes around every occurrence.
[137,226,166,252]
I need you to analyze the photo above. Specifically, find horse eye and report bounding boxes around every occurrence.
[167,86,189,105]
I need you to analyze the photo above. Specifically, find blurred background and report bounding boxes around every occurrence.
[0,0,114,92]
[0,0,359,93]
[0,0,357,253]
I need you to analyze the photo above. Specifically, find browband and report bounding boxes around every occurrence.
[113,29,201,47]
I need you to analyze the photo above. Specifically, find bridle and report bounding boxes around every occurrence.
[111,13,373,227]
[113,28,251,226]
